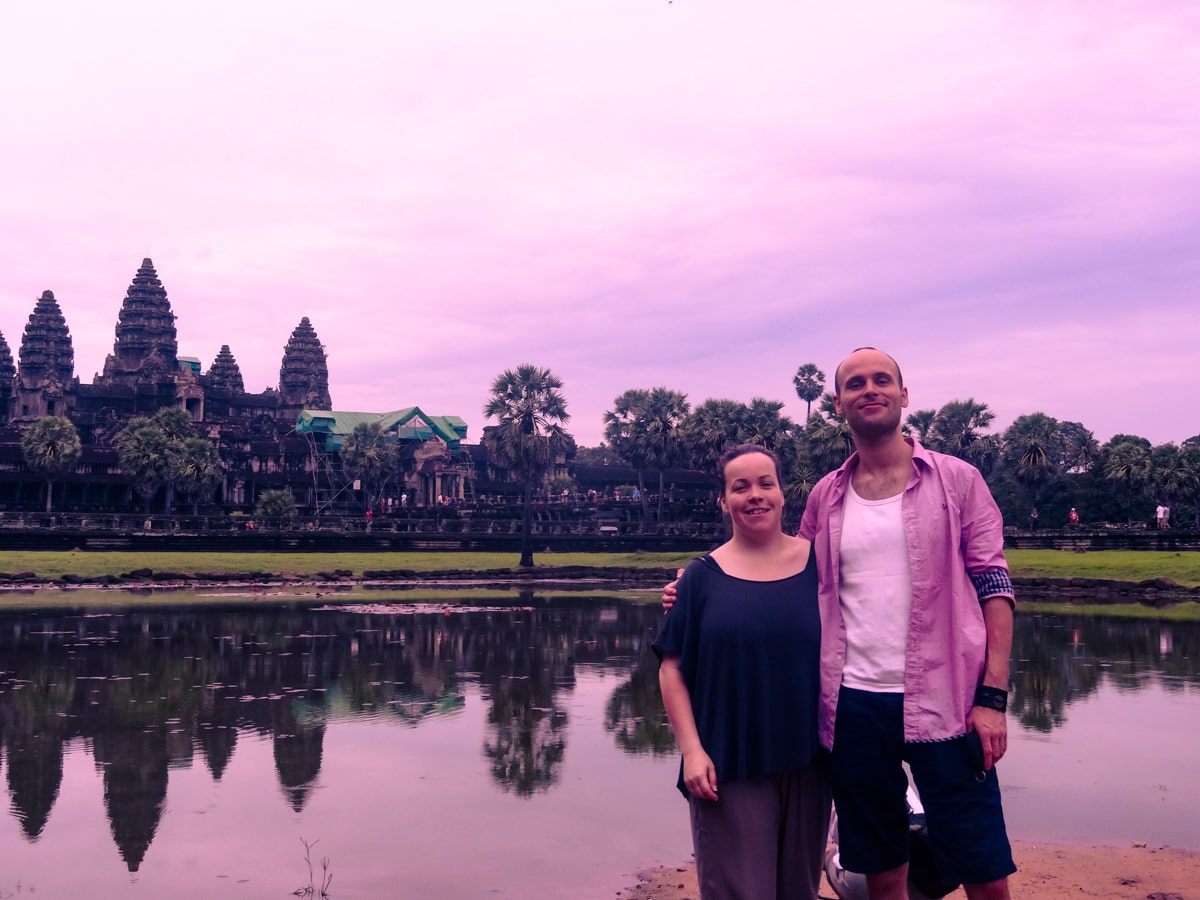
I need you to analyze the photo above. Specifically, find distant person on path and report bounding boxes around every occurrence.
[1028,508,1038,531]
[655,444,831,899]
[1068,508,1079,527]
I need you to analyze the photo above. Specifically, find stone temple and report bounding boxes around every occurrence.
[0,259,473,511]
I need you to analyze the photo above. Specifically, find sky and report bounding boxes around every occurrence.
[2,0,1197,449]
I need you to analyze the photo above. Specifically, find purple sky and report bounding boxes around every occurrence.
[3,1,1197,448]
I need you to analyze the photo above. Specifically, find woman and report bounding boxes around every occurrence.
[654,444,831,899]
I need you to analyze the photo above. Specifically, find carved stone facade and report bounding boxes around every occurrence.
[278,317,331,417]
[207,345,244,393]
[14,290,75,421]
[101,259,179,385]
[0,258,473,514]
[0,330,14,425]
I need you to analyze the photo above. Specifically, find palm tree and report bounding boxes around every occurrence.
[481,364,571,568]
[740,397,796,450]
[605,387,690,522]
[641,388,690,522]
[20,416,82,513]
[682,397,796,473]
[1055,421,1101,475]
[929,399,998,474]
[153,406,195,444]
[153,407,195,513]
[682,398,744,473]
[805,393,855,476]
[905,409,938,443]
[792,363,825,421]
[782,448,820,527]
[169,437,225,514]
[1170,444,1200,528]
[1001,413,1062,508]
[116,417,170,513]
[1102,438,1151,523]
[604,389,653,517]
[339,421,397,512]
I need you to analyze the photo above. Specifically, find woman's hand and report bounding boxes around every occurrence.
[682,748,719,801]
[661,568,684,613]
[658,654,717,800]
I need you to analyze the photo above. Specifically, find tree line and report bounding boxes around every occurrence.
[16,361,1200,539]
[586,362,1200,532]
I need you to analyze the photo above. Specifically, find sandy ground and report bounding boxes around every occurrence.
[616,841,1200,899]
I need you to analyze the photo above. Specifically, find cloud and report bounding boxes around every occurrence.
[1,0,1196,449]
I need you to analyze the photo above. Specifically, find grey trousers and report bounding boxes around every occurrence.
[688,765,832,900]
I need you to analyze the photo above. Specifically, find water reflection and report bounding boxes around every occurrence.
[0,593,673,876]
[1010,614,1200,732]
[606,654,677,755]
[0,597,1197,896]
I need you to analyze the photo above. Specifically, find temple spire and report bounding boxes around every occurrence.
[279,317,331,410]
[18,290,75,390]
[206,345,244,393]
[102,258,178,383]
[0,329,14,422]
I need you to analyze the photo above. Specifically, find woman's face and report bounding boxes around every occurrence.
[718,451,784,536]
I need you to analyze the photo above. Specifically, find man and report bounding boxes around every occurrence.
[802,348,1015,900]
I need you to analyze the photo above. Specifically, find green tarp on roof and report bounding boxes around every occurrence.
[296,407,467,450]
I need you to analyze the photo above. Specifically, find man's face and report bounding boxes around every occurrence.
[834,349,908,442]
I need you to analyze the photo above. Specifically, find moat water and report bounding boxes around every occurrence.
[0,589,1196,899]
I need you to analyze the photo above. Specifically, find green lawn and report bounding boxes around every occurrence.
[0,548,1197,585]
[1005,549,1200,587]
[1,549,1198,618]
[0,550,696,580]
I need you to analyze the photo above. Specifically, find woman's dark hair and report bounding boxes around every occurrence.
[716,444,784,491]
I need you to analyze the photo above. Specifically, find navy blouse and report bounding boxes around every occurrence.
[653,551,822,796]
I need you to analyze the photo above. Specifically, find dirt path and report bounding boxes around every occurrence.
[617,841,1200,899]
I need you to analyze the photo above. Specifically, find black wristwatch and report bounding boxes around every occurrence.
[974,685,1008,713]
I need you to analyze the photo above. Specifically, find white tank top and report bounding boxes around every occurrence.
[839,483,911,692]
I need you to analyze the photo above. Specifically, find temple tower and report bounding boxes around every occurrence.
[279,318,331,412]
[15,290,76,420]
[206,345,244,393]
[102,258,178,384]
[0,330,14,423]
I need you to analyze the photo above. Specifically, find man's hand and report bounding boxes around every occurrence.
[967,705,1007,770]
[661,568,684,613]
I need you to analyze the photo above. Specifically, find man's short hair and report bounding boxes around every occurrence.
[834,347,904,394]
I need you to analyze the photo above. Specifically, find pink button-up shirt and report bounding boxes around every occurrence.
[800,439,1014,749]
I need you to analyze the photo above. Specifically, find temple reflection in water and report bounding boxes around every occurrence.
[0,598,1196,886]
[0,595,673,872]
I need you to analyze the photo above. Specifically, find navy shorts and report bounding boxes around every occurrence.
[829,687,1016,886]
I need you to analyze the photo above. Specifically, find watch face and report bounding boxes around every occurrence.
[990,695,1005,710]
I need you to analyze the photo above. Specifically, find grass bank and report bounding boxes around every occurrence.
[0,548,1198,584]
[1015,601,1200,620]
[0,550,696,580]
[1005,549,1200,586]
[1,549,1198,618]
